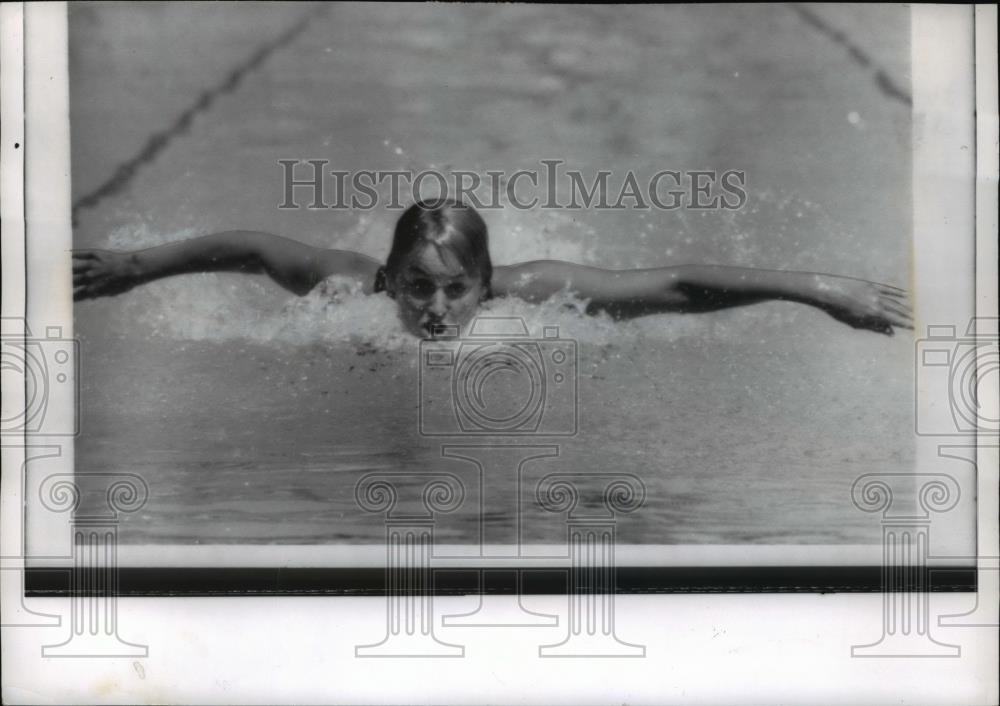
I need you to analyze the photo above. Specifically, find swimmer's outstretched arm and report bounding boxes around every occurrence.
[493,261,912,335]
[72,231,379,301]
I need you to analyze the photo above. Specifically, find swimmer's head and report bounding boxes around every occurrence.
[380,198,492,338]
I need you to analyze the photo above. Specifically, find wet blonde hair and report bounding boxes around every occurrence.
[375,198,492,298]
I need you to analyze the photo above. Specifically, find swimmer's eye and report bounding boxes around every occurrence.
[406,279,436,298]
[403,279,471,299]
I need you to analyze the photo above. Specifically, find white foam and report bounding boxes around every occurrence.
[95,188,835,349]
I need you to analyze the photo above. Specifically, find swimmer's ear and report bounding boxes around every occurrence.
[374,266,396,299]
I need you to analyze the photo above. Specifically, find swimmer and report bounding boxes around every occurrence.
[72,198,912,338]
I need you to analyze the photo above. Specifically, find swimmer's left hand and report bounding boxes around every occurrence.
[815,276,913,336]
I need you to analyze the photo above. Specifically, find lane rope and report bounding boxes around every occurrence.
[789,4,912,108]
[71,3,330,223]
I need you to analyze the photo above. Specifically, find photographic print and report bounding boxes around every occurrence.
[2,2,995,702]
[60,2,936,574]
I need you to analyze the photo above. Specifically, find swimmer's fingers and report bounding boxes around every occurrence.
[826,280,914,336]
[72,267,94,287]
[72,263,105,286]
[72,255,100,282]
[73,284,96,302]
[883,304,913,324]
[872,285,913,330]
[876,295,913,334]
[885,315,914,332]
[868,317,910,337]
[72,260,101,278]
[880,296,912,321]
[878,286,907,299]
[72,249,140,298]
[73,281,119,301]
[72,260,92,274]
[72,251,106,279]
[73,270,137,301]
[884,313,914,332]
[879,307,914,334]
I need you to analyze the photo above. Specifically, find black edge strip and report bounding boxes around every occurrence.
[25,566,976,596]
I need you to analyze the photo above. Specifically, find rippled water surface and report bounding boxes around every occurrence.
[68,3,914,546]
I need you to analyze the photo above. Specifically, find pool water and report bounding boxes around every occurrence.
[67,3,914,546]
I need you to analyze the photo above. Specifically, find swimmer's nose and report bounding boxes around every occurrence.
[426,290,449,318]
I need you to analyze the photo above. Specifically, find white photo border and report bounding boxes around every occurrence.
[2,2,997,703]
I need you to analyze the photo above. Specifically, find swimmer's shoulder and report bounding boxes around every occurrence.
[314,249,382,294]
[492,262,532,297]
[492,261,566,299]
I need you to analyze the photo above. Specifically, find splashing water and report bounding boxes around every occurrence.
[100,187,837,351]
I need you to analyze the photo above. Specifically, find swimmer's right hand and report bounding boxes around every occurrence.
[72,249,142,301]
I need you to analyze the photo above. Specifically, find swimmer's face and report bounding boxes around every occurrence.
[391,245,487,338]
